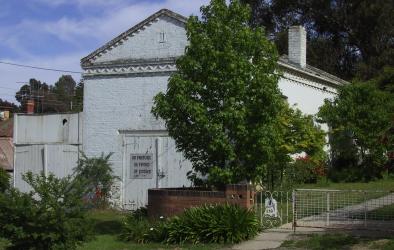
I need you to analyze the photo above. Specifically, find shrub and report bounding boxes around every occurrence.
[165,204,260,244]
[283,156,326,188]
[0,168,10,192]
[0,172,93,250]
[73,152,118,208]
[119,209,166,244]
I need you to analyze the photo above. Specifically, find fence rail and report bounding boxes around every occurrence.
[293,189,394,232]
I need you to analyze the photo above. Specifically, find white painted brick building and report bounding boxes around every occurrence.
[81,9,347,209]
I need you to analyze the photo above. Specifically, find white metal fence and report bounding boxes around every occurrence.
[293,189,394,232]
[254,191,292,229]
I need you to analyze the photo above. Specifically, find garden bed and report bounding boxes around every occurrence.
[148,184,255,218]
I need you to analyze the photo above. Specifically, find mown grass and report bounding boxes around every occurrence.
[282,233,394,250]
[0,238,10,250]
[296,176,394,191]
[351,203,394,221]
[78,210,224,250]
[256,177,394,228]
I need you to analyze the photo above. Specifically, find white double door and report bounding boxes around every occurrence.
[122,133,192,210]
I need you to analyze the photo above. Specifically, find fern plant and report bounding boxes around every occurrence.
[165,204,260,244]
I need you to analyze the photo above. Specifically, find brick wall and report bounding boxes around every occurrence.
[147,184,255,218]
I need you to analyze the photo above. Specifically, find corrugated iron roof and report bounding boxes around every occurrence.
[0,118,13,138]
[0,138,13,171]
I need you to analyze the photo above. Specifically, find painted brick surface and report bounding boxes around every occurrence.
[95,16,187,63]
[288,26,307,68]
[148,184,255,218]
[83,14,338,209]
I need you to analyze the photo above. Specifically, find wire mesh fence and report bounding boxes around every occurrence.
[293,189,394,232]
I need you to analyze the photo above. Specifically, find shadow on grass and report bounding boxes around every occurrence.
[91,219,124,235]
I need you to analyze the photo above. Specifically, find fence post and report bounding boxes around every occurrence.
[326,192,330,226]
[260,191,263,225]
[364,191,367,227]
[292,190,296,233]
[286,192,289,224]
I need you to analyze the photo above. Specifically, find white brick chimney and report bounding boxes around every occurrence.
[288,26,307,68]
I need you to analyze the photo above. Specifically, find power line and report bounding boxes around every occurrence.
[0,61,82,74]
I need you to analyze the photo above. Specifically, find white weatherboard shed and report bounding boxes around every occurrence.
[13,113,83,192]
[81,9,346,209]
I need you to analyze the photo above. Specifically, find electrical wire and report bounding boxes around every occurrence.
[0,61,82,74]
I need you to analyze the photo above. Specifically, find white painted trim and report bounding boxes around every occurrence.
[44,144,48,177]
[119,130,169,137]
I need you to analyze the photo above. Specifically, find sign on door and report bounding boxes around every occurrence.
[130,153,153,179]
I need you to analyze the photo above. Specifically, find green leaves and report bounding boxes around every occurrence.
[318,82,394,181]
[0,168,10,193]
[0,172,93,249]
[164,204,260,244]
[152,0,284,187]
[73,152,117,208]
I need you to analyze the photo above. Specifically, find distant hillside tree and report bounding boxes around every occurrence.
[15,75,83,113]
[242,0,394,81]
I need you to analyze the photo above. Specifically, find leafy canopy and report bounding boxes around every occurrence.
[317,82,394,181]
[153,0,325,188]
[152,0,284,187]
[242,0,394,81]
[73,152,117,207]
[0,172,93,250]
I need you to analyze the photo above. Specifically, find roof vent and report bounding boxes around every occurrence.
[288,26,307,68]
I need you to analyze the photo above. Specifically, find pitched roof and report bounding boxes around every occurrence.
[0,118,13,138]
[81,9,187,68]
[0,138,13,171]
[278,56,348,87]
[81,9,347,87]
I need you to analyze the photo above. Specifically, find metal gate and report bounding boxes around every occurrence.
[293,189,394,232]
[254,191,293,229]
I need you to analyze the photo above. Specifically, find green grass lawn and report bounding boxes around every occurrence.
[296,176,394,191]
[350,203,394,221]
[369,203,394,218]
[281,233,394,250]
[0,238,10,250]
[78,210,224,250]
[255,177,394,228]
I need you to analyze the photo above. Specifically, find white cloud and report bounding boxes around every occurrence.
[0,0,211,103]
[39,0,209,44]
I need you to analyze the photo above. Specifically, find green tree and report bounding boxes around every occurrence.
[52,75,77,111]
[73,153,117,207]
[72,81,84,112]
[15,75,83,113]
[0,99,20,114]
[242,0,394,81]
[0,172,92,249]
[0,168,10,193]
[153,0,309,188]
[317,83,394,181]
[268,105,326,189]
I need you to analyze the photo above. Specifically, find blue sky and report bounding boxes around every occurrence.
[0,0,209,103]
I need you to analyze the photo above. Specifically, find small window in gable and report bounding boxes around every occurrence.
[159,32,166,43]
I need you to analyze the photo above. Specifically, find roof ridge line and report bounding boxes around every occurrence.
[81,9,187,67]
